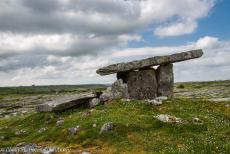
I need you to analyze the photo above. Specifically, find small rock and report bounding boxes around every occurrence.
[155,114,186,124]
[56,119,64,126]
[146,99,162,106]
[16,142,26,147]
[100,122,114,134]
[24,143,37,153]
[21,110,28,114]
[193,117,203,125]
[38,127,48,133]
[156,96,168,101]
[92,123,97,128]
[15,130,27,135]
[12,112,17,116]
[88,98,100,108]
[68,126,80,136]
[4,115,9,118]
[42,148,56,154]
[121,99,131,102]
[82,152,91,154]
[82,111,91,117]
[90,109,95,112]
[146,96,168,106]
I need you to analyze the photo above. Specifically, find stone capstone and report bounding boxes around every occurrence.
[96,49,203,75]
[156,64,174,97]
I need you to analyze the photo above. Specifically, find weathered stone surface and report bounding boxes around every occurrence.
[100,79,129,102]
[111,79,129,99]
[68,126,80,136]
[100,87,112,102]
[36,93,97,112]
[145,96,168,106]
[156,64,174,97]
[56,119,64,126]
[100,122,114,134]
[96,49,203,75]
[124,69,158,99]
[155,114,186,124]
[88,98,100,108]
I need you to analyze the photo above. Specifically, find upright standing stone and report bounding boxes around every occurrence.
[122,69,157,99]
[156,64,174,97]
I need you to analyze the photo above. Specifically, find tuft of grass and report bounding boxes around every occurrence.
[177,84,185,89]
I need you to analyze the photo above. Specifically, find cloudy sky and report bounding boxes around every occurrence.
[0,0,230,86]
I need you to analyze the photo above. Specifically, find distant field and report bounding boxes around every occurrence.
[0,84,108,95]
[174,80,230,99]
[0,80,229,153]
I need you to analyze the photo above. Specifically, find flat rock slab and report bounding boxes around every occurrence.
[96,49,203,75]
[36,93,97,112]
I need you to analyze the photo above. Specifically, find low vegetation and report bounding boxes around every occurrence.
[0,81,230,153]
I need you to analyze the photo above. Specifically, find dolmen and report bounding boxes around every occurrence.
[36,49,203,112]
[97,49,203,100]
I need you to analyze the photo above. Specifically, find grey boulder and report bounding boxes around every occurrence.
[88,98,101,108]
[100,79,129,102]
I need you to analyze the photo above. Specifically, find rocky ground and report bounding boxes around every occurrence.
[174,80,230,100]
[0,81,229,153]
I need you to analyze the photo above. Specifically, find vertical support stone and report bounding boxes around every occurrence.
[156,64,174,97]
[124,69,157,99]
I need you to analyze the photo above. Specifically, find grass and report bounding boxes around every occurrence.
[0,97,230,153]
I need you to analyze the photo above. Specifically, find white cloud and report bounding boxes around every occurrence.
[1,36,229,86]
[195,36,219,49]
[154,20,198,37]
[109,36,230,82]
[0,0,227,86]
[0,33,75,52]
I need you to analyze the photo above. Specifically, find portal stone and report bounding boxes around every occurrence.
[156,64,174,97]
[100,79,129,102]
[123,69,157,99]
[111,79,129,99]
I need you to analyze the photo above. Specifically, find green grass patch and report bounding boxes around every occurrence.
[0,98,230,153]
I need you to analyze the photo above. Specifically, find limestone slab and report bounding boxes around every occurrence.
[36,93,97,112]
[96,49,203,75]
